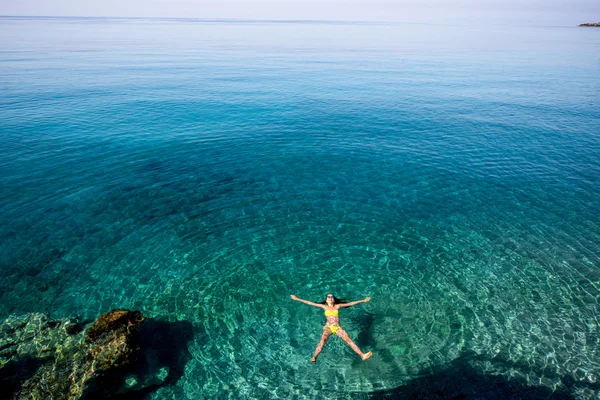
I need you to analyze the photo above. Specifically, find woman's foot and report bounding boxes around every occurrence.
[361,352,372,361]
[310,357,317,363]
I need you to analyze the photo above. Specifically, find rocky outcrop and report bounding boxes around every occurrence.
[0,309,146,400]
[86,310,144,343]
[579,22,600,27]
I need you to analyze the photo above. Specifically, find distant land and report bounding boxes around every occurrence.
[579,22,600,27]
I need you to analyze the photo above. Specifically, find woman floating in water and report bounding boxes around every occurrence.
[290,293,373,362]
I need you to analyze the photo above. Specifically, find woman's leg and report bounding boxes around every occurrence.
[336,329,372,361]
[311,328,332,362]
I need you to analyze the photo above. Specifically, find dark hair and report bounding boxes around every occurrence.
[318,294,348,305]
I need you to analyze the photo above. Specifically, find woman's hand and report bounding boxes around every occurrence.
[364,297,371,302]
[290,295,299,301]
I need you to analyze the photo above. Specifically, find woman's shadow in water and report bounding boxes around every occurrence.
[355,311,375,349]
[367,350,590,400]
[351,316,590,399]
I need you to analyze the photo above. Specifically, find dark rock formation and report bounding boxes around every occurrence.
[579,22,600,27]
[0,310,146,400]
[86,309,144,343]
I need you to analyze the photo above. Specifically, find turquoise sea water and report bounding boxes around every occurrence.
[1,16,600,399]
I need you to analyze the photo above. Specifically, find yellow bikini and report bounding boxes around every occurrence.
[324,309,340,334]
[325,325,340,334]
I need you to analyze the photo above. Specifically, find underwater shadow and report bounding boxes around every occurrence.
[0,354,49,400]
[89,318,196,400]
[355,311,376,348]
[367,352,578,400]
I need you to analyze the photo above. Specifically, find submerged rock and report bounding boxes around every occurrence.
[0,309,146,400]
[0,313,83,398]
[86,309,144,343]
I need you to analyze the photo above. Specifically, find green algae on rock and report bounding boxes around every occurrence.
[0,309,145,400]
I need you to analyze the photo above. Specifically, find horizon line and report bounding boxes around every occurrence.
[0,15,388,24]
[0,15,580,28]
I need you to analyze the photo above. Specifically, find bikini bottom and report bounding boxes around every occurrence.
[324,325,341,335]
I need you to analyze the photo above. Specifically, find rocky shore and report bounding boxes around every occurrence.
[0,309,193,399]
[579,22,600,27]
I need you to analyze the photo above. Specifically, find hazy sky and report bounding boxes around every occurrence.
[1,0,598,25]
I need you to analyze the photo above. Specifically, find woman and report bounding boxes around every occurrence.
[290,293,373,362]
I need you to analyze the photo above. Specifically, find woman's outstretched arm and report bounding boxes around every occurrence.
[337,297,371,308]
[290,295,326,308]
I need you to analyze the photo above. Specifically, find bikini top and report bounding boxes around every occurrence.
[324,309,339,317]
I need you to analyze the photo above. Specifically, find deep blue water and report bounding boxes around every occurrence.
[1,16,600,399]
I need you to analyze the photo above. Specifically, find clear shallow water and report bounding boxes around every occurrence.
[1,16,600,399]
